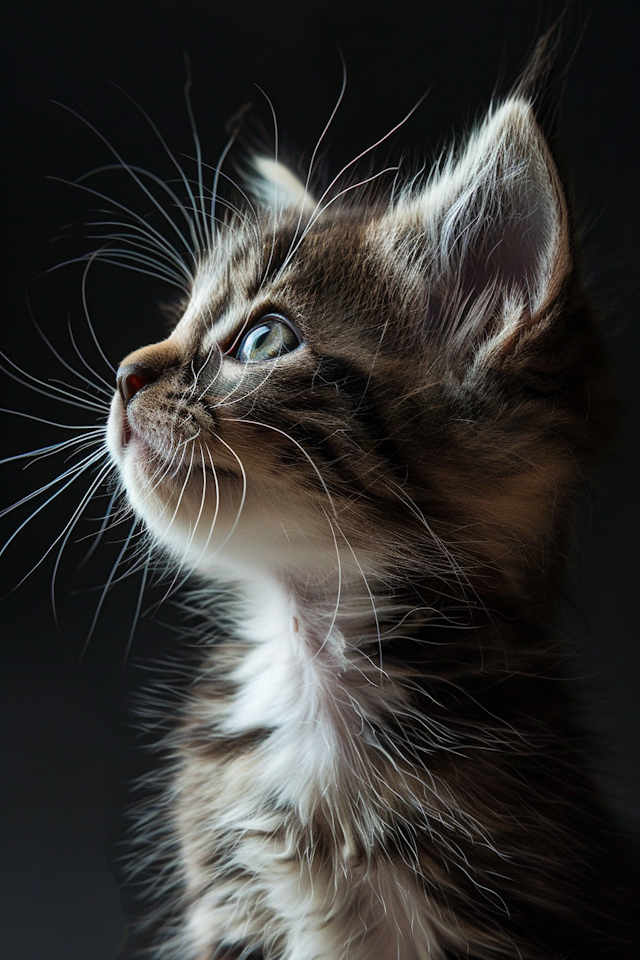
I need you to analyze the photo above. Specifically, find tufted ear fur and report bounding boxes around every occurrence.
[382,98,571,360]
[247,156,317,215]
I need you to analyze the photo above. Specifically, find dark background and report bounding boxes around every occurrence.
[1,1,638,957]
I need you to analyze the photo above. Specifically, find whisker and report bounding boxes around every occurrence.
[307,504,343,665]
[48,175,194,289]
[48,462,118,627]
[155,439,210,606]
[209,355,279,408]
[1,455,113,594]
[26,299,113,398]
[55,254,186,288]
[254,84,281,288]
[0,353,110,412]
[0,445,108,521]
[107,72,206,254]
[78,486,121,570]
[123,544,152,671]
[84,216,192,272]
[161,440,223,607]
[62,319,117,396]
[289,56,347,253]
[195,162,260,238]
[281,167,399,271]
[80,241,188,289]
[146,438,198,544]
[78,161,201,258]
[48,377,111,407]
[51,100,200,268]
[181,53,208,253]
[209,111,246,250]
[79,515,138,663]
[201,433,246,560]
[340,532,384,672]
[76,536,155,592]
[79,253,120,377]
[192,342,223,403]
[280,92,426,272]
[230,416,337,517]
[0,428,106,466]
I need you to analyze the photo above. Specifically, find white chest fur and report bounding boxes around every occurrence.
[171,577,451,960]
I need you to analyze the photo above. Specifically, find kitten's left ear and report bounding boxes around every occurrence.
[384,97,571,357]
[247,156,317,215]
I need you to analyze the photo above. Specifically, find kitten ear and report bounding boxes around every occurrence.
[388,98,570,358]
[247,156,317,215]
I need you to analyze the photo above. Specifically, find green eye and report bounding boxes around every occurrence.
[234,315,302,363]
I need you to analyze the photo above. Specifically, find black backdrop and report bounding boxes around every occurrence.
[1,2,639,958]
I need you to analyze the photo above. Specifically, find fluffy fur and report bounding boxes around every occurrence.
[96,91,636,958]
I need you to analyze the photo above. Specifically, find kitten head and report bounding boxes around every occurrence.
[107,97,609,610]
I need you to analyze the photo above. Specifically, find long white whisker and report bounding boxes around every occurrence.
[0,429,105,466]
[78,486,121,570]
[26,305,113,398]
[147,439,197,545]
[156,440,209,605]
[0,410,106,433]
[202,355,253,407]
[203,433,246,559]
[308,504,343,665]
[78,160,201,257]
[54,253,185,289]
[48,175,193,288]
[48,463,118,626]
[48,378,110,407]
[290,57,347,250]
[280,93,426,272]
[254,84,281,288]
[281,167,399,273]
[80,253,118,375]
[0,446,108,521]
[196,161,260,237]
[2,456,113,593]
[0,353,110,412]
[64,319,117,396]
[122,544,152,670]
[80,515,138,663]
[210,356,281,408]
[181,54,208,253]
[230,417,337,517]
[84,217,192,272]
[79,243,188,288]
[109,72,205,253]
[163,441,223,605]
[51,101,200,266]
[191,343,222,403]
[340,532,384,672]
[200,443,220,555]
[209,113,246,248]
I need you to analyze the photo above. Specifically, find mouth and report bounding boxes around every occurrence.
[109,397,241,484]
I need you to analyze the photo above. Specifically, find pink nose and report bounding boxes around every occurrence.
[116,362,157,405]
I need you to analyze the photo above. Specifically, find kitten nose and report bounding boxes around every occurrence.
[117,362,158,406]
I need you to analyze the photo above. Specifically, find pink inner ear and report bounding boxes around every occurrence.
[404,100,567,354]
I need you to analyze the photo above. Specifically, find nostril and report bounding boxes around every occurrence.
[117,363,157,406]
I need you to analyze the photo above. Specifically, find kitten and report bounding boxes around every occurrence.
[27,66,638,960]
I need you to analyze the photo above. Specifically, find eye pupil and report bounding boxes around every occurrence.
[250,326,272,352]
[234,315,302,363]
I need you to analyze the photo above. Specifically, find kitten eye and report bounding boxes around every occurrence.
[233,314,302,363]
